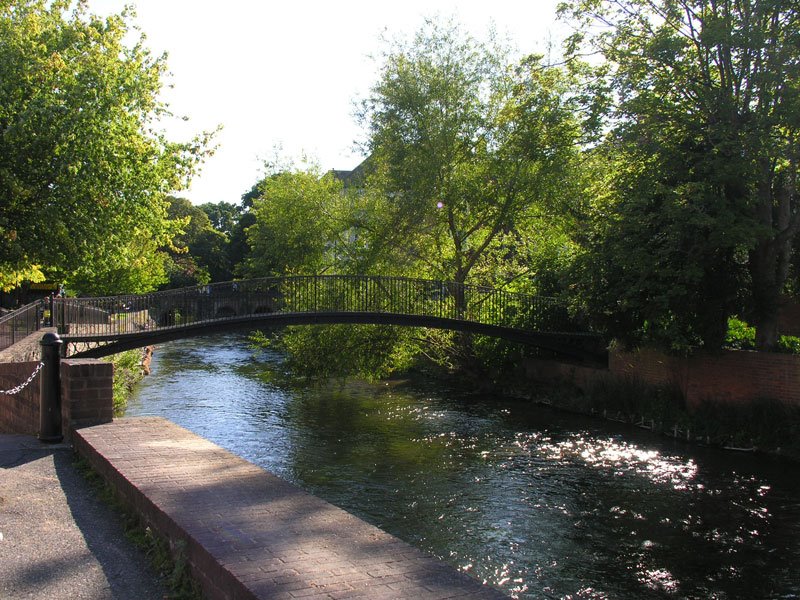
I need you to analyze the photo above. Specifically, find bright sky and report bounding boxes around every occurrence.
[88,0,566,205]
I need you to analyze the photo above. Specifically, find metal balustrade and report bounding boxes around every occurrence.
[38,275,604,363]
[51,275,580,337]
[0,300,47,352]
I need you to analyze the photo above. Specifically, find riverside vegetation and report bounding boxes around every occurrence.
[108,349,150,415]
[2,1,799,448]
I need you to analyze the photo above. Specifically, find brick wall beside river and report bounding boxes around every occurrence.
[526,347,800,409]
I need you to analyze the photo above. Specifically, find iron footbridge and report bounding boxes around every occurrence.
[42,275,606,364]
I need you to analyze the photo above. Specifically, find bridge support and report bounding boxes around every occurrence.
[39,332,63,443]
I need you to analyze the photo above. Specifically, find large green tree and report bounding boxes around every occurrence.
[161,197,231,288]
[562,0,800,350]
[241,168,345,277]
[0,0,212,293]
[359,21,584,301]
[241,165,385,278]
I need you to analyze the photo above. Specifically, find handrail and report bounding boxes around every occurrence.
[52,275,587,341]
[0,299,47,352]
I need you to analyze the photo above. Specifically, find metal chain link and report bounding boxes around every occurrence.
[0,362,44,395]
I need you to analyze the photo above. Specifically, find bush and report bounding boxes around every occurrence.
[108,349,145,415]
[725,317,800,354]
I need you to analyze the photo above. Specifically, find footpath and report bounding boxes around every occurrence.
[0,434,168,599]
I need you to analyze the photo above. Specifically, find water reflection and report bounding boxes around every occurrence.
[127,334,800,599]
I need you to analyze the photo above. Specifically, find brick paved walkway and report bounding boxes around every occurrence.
[74,417,507,600]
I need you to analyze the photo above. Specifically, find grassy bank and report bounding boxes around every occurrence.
[107,349,147,415]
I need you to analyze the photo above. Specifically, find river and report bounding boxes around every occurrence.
[125,333,800,599]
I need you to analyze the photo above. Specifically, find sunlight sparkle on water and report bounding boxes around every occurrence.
[637,567,679,593]
[536,434,698,489]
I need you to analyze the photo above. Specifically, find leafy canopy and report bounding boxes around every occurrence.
[0,0,214,293]
[360,19,585,293]
[561,0,800,350]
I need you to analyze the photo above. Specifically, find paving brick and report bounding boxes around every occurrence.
[73,417,506,600]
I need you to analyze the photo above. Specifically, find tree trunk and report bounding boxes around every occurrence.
[755,309,780,352]
[749,239,780,351]
[749,161,798,352]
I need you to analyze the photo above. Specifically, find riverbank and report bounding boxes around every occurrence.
[486,353,800,462]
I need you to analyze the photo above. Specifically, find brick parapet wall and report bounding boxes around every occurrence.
[0,358,113,438]
[526,348,800,410]
[0,361,41,435]
[610,348,800,407]
[60,359,114,440]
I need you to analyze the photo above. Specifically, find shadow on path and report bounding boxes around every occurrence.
[0,435,168,599]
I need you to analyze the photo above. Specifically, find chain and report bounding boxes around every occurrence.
[0,362,45,395]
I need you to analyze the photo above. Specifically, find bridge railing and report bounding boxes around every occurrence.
[52,275,581,338]
[0,299,47,352]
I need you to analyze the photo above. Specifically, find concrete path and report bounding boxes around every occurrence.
[0,434,168,599]
[75,417,508,600]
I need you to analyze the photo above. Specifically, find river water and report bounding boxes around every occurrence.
[126,334,800,599]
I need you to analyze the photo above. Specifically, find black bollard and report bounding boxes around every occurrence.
[39,332,63,443]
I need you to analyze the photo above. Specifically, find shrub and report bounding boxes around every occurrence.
[725,317,800,354]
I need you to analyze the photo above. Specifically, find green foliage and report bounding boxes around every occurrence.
[250,325,417,381]
[107,349,144,415]
[779,335,800,355]
[236,21,588,380]
[360,20,583,289]
[242,168,346,277]
[161,197,236,287]
[198,201,240,237]
[725,317,800,354]
[561,0,800,351]
[0,0,213,294]
[725,318,756,350]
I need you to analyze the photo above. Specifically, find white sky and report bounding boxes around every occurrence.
[87,0,566,205]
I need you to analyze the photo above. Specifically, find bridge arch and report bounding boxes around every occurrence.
[52,275,606,364]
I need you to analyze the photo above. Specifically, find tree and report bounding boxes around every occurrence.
[242,166,371,277]
[561,0,800,350]
[161,197,234,288]
[199,201,241,238]
[359,21,584,303]
[0,0,212,294]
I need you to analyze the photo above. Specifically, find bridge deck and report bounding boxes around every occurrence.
[74,417,507,600]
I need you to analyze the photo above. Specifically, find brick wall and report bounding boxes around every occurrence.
[0,361,41,435]
[0,358,113,438]
[778,296,800,337]
[610,348,800,407]
[60,359,114,440]
[526,348,800,410]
